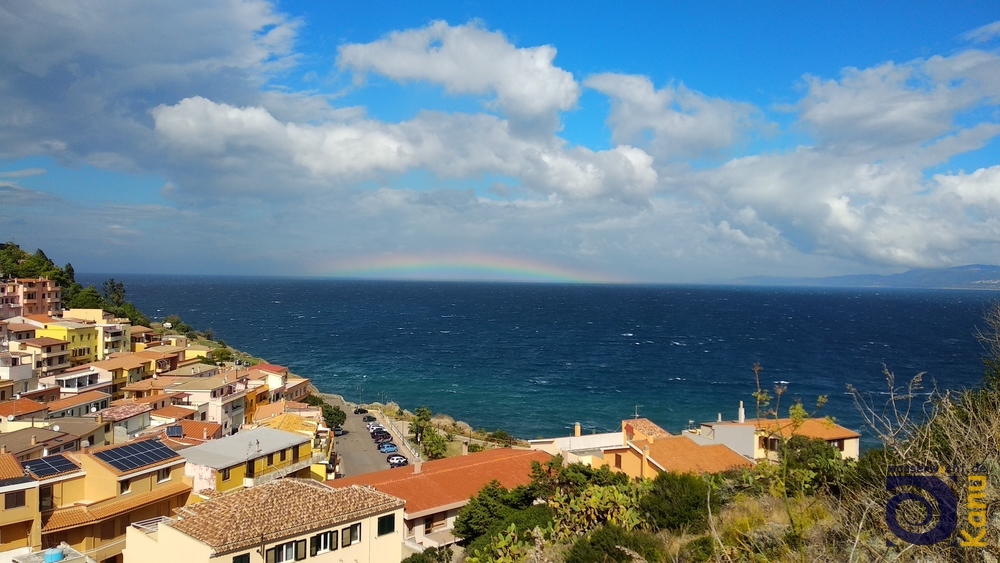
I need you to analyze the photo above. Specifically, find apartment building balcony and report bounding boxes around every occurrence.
[242,451,326,487]
[104,332,124,342]
[39,357,71,373]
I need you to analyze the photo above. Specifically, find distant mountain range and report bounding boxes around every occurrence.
[735,264,1000,290]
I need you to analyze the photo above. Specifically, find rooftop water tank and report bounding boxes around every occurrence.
[43,548,64,562]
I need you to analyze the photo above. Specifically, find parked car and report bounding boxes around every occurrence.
[361,415,376,422]
[388,455,408,467]
[373,434,393,444]
[354,407,368,415]
[378,443,398,453]
[333,426,344,436]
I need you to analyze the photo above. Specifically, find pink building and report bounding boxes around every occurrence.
[0,281,23,319]
[11,278,61,317]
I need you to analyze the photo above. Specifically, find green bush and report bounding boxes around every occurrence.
[465,504,554,556]
[639,472,716,532]
[679,536,715,562]
[401,546,452,563]
[565,524,665,563]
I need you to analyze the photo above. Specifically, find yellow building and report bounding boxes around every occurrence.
[25,439,191,561]
[0,453,41,558]
[123,479,405,563]
[180,427,323,494]
[29,317,100,368]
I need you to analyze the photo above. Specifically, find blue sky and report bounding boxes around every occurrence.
[2,1,1000,282]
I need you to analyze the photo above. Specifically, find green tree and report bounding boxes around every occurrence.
[65,286,106,309]
[401,546,453,563]
[411,406,432,441]
[102,278,126,307]
[566,524,665,563]
[454,480,535,543]
[64,263,75,283]
[421,428,448,460]
[639,471,716,533]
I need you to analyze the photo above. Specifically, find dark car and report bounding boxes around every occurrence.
[373,434,393,444]
[354,407,368,414]
[361,415,376,422]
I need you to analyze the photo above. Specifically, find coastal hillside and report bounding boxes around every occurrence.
[736,264,1000,289]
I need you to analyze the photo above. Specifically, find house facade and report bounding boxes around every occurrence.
[123,479,405,563]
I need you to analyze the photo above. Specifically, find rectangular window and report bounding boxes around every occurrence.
[292,447,299,463]
[4,490,26,509]
[341,523,361,547]
[280,449,287,462]
[246,460,255,478]
[310,531,337,556]
[233,555,250,563]
[614,453,622,469]
[378,514,396,536]
[158,467,171,482]
[267,453,274,466]
[222,467,231,481]
[265,540,302,563]
[120,479,130,495]
[40,486,53,511]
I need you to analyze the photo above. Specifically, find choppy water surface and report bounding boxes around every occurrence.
[79,275,997,443]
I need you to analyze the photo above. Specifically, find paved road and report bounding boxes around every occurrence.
[323,396,415,478]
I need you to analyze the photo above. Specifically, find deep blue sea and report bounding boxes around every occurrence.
[78,275,998,444]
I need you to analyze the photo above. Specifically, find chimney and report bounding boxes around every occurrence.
[414,460,422,474]
[738,401,746,424]
[0,445,5,454]
[30,435,37,446]
[97,413,103,424]
[81,444,89,454]
[461,441,468,456]
[574,422,581,437]
[203,428,208,440]
[717,413,722,422]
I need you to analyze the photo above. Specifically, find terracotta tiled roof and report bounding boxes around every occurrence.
[46,391,110,413]
[42,481,191,532]
[130,326,153,334]
[85,403,151,422]
[254,413,318,436]
[20,337,68,347]
[252,400,319,422]
[0,452,27,482]
[114,392,183,407]
[150,405,197,420]
[623,418,671,439]
[176,420,222,440]
[0,398,48,418]
[4,323,36,333]
[170,479,402,554]
[329,449,551,516]
[122,376,183,392]
[253,363,288,374]
[643,436,753,475]
[741,418,861,441]
[88,355,150,371]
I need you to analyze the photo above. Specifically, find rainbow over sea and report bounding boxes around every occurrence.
[316,254,625,284]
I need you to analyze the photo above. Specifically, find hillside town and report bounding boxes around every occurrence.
[0,274,865,562]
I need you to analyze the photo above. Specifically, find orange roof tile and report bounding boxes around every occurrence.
[130,326,153,334]
[170,480,401,554]
[46,391,110,413]
[643,436,753,475]
[151,405,197,420]
[329,449,551,516]
[42,481,191,532]
[253,363,288,374]
[85,403,151,422]
[0,398,48,418]
[739,418,861,441]
[20,337,68,347]
[0,453,26,481]
[623,418,671,439]
[4,323,36,333]
[88,355,151,371]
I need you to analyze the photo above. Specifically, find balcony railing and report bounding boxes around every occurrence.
[242,451,326,487]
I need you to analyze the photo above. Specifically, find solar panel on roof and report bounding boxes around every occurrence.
[22,454,78,478]
[93,439,177,473]
[165,426,183,438]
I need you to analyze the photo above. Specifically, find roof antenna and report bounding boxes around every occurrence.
[634,405,642,419]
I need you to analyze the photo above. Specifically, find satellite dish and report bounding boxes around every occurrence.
[6,415,13,422]
[52,425,60,432]
[91,406,98,413]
